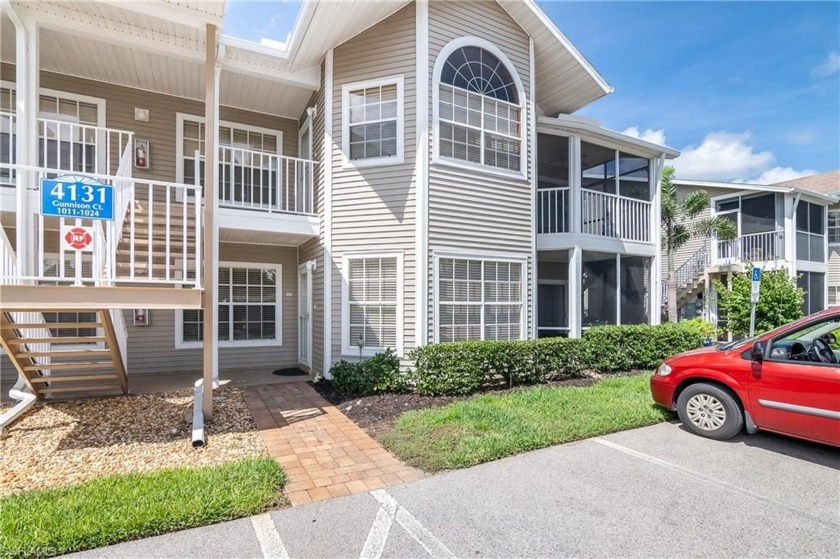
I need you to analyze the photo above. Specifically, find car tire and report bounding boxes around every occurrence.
[676,383,744,440]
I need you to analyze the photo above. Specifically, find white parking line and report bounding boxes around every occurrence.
[591,437,839,528]
[360,493,397,559]
[369,489,456,559]
[251,513,291,559]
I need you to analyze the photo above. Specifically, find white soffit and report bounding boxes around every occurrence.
[288,0,412,69]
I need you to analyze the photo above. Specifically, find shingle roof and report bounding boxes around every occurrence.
[773,170,840,195]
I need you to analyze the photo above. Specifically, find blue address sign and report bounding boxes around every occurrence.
[41,176,114,220]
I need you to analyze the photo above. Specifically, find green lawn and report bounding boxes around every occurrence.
[0,458,286,559]
[382,374,671,471]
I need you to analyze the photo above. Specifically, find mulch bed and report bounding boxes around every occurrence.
[311,373,646,440]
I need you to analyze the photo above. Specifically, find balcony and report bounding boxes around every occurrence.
[713,230,785,265]
[536,187,652,243]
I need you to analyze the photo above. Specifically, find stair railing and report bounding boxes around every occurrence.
[673,242,710,290]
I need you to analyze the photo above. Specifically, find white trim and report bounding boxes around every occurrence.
[175,261,283,350]
[1,82,107,127]
[340,74,405,168]
[174,112,283,185]
[538,115,679,159]
[340,251,405,357]
[529,35,537,339]
[432,250,529,344]
[298,261,314,367]
[298,113,313,160]
[432,36,527,180]
[415,0,430,349]
[323,48,334,375]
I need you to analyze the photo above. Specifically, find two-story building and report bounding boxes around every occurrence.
[664,172,840,328]
[0,0,677,426]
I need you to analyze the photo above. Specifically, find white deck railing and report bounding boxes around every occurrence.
[581,190,652,243]
[0,162,202,288]
[537,187,570,234]
[714,230,785,264]
[215,146,315,215]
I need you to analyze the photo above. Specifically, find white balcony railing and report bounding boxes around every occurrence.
[581,190,652,243]
[714,230,785,265]
[215,146,315,215]
[537,187,570,234]
[1,113,133,186]
[0,162,202,288]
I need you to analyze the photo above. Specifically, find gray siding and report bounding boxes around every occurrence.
[330,5,417,360]
[427,0,534,341]
[124,243,299,375]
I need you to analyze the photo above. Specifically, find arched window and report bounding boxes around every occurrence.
[436,41,523,172]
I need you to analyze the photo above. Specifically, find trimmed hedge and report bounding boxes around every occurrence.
[409,320,712,396]
[330,348,407,396]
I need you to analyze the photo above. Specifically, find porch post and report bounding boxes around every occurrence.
[568,245,582,338]
[202,22,219,419]
[11,6,38,277]
[650,154,665,325]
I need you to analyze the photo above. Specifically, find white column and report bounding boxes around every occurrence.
[528,36,537,339]
[568,245,582,338]
[414,0,429,348]
[13,8,38,277]
[201,23,219,420]
[570,136,582,235]
[649,155,665,324]
[323,48,334,376]
[784,193,799,278]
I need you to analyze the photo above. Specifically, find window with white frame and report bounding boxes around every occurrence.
[343,255,402,353]
[437,257,524,342]
[436,44,523,172]
[178,264,281,347]
[829,211,840,244]
[342,77,404,166]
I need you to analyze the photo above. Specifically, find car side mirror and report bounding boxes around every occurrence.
[751,341,765,362]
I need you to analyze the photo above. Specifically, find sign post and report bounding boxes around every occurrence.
[749,267,761,337]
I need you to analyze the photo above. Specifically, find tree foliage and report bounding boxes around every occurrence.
[713,268,804,336]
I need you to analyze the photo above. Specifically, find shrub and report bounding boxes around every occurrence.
[713,267,803,336]
[329,348,407,395]
[409,321,711,395]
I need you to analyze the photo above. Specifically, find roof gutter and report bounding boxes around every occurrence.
[538,115,680,158]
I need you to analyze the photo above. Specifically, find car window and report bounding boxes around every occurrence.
[769,317,840,365]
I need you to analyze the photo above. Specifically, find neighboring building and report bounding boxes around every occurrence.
[664,172,839,328]
[0,0,677,407]
[775,171,840,307]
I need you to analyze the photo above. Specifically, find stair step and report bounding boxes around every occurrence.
[16,349,111,359]
[8,336,107,344]
[30,373,118,383]
[36,384,121,394]
[1,322,102,330]
[24,361,114,372]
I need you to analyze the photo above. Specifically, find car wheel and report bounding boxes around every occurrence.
[676,383,744,440]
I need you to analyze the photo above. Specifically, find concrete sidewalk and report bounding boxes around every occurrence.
[67,422,840,558]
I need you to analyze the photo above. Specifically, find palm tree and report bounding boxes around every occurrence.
[661,165,737,322]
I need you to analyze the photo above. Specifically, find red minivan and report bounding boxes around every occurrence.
[651,308,840,447]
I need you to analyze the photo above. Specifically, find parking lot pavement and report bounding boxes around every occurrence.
[68,422,840,558]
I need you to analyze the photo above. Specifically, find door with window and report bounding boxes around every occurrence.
[298,263,312,367]
[753,314,840,446]
[297,116,312,214]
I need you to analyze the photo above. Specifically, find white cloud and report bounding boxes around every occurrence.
[788,130,815,145]
[746,167,818,185]
[622,126,667,146]
[670,131,775,181]
[812,52,840,78]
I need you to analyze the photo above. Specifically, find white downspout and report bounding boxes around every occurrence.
[0,378,36,436]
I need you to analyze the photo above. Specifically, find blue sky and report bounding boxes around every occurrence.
[224,0,840,184]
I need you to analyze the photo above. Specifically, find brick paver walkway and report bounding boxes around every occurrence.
[242,381,423,506]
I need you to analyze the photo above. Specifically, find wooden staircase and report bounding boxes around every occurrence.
[0,310,127,400]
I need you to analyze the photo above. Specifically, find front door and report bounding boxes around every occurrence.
[298,263,312,367]
[751,314,840,446]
